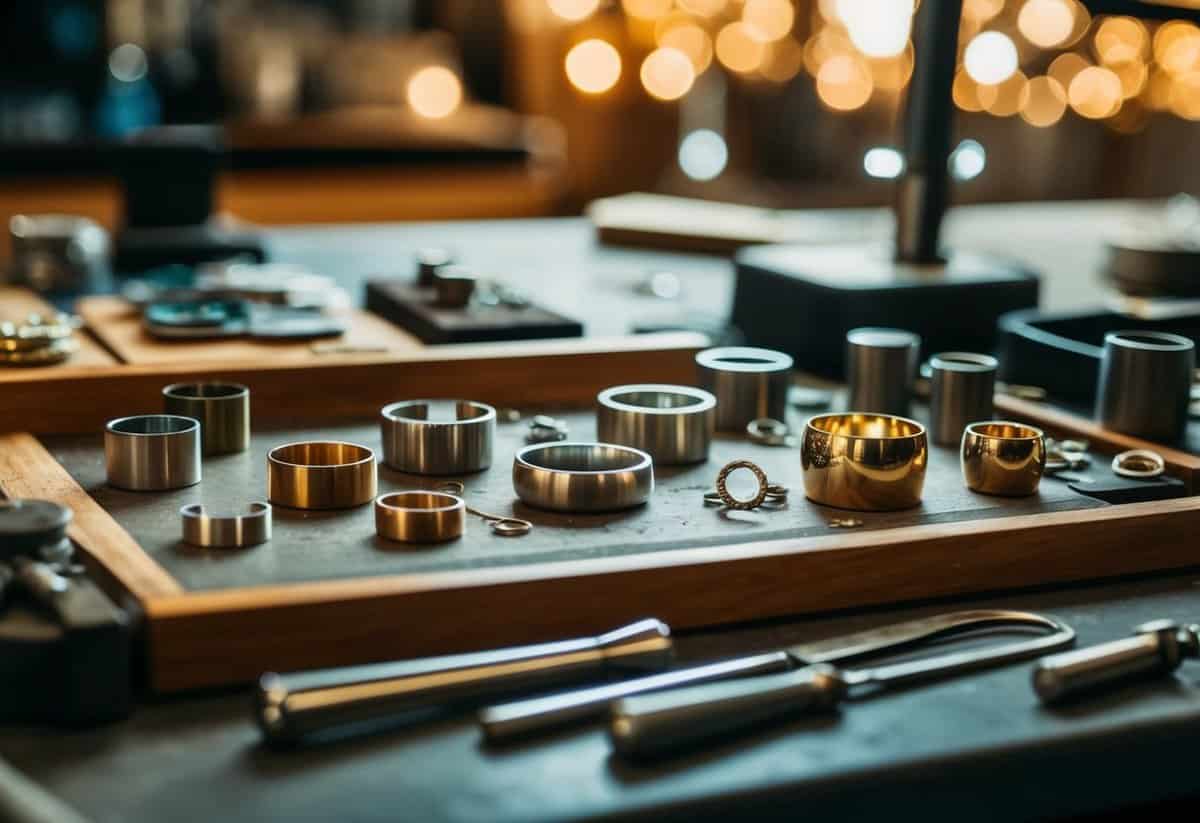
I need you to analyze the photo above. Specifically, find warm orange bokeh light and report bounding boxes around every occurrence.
[565,39,623,94]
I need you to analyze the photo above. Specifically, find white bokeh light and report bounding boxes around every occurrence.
[863,146,905,179]
[963,31,1019,85]
[950,139,987,181]
[678,129,728,181]
[837,0,914,58]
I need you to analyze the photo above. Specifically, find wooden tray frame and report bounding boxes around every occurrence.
[3,414,1200,692]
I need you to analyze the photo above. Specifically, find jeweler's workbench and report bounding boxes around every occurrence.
[5,203,1200,823]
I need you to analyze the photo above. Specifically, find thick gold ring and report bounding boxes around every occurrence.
[267,441,377,510]
[716,460,769,510]
[961,421,1046,497]
[801,413,927,510]
[374,491,465,543]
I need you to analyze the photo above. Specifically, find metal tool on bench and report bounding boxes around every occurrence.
[254,618,672,745]
[600,610,1074,760]
[481,610,1073,744]
[1033,620,1199,704]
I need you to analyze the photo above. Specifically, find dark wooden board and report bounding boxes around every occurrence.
[40,408,1107,593]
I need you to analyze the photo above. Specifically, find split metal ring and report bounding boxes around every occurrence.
[716,459,769,510]
[180,502,271,548]
[1112,449,1166,479]
[747,417,795,447]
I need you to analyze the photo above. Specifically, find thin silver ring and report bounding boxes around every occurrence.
[181,502,271,548]
[596,384,715,465]
[513,442,654,513]
[1112,449,1166,478]
[380,399,496,475]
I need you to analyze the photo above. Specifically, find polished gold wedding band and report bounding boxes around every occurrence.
[267,441,377,510]
[374,491,466,543]
[801,413,927,511]
[961,421,1046,497]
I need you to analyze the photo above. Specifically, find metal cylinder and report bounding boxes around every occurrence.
[162,382,250,455]
[267,441,377,510]
[845,328,920,416]
[928,352,997,446]
[596,384,715,465]
[380,400,495,475]
[181,502,272,548]
[415,247,453,287]
[105,415,201,491]
[374,491,466,544]
[695,347,793,432]
[1095,330,1195,443]
[513,442,654,513]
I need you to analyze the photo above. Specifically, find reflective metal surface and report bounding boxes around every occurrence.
[845,327,921,417]
[104,415,201,491]
[801,413,927,510]
[1095,330,1195,443]
[255,619,673,746]
[380,399,495,475]
[596,384,715,465]
[928,352,997,446]
[695,346,792,432]
[267,441,376,510]
[960,421,1046,497]
[180,501,271,548]
[512,442,654,512]
[162,382,250,455]
[374,491,465,544]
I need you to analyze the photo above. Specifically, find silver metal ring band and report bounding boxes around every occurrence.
[596,384,715,465]
[513,442,654,513]
[380,399,496,475]
[695,347,793,432]
[105,415,201,491]
[181,502,272,548]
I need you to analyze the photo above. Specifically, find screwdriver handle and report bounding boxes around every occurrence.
[1032,620,1197,704]
[608,664,846,761]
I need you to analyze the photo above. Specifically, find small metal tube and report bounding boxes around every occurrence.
[928,352,997,446]
[180,502,272,548]
[162,382,250,455]
[512,442,654,513]
[380,400,495,475]
[845,328,920,416]
[1095,331,1195,443]
[596,384,715,465]
[695,347,793,432]
[104,415,201,491]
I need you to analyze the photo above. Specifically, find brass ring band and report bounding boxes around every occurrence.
[961,421,1046,497]
[716,460,769,510]
[1111,449,1165,478]
[374,491,465,543]
[163,382,250,455]
[801,413,927,511]
[267,441,377,510]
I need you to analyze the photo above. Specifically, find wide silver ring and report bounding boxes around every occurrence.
[105,415,202,491]
[696,346,793,431]
[181,502,271,548]
[512,442,654,513]
[1112,449,1166,478]
[596,384,715,465]
[380,399,496,475]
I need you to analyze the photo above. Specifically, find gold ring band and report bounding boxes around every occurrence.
[801,413,927,511]
[267,441,377,510]
[374,491,465,543]
[961,421,1046,497]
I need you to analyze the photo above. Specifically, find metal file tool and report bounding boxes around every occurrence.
[606,610,1074,760]
[482,610,1073,745]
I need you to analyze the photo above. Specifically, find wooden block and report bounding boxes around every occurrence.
[77,295,423,365]
[365,279,582,343]
[0,287,120,368]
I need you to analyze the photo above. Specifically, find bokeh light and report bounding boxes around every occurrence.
[816,54,873,111]
[964,31,1019,85]
[658,22,714,74]
[863,146,904,179]
[1093,17,1148,66]
[963,0,1005,25]
[622,0,673,20]
[1019,75,1067,127]
[838,0,914,58]
[1068,65,1122,119]
[979,71,1027,117]
[716,21,768,73]
[565,39,623,94]
[641,47,696,100]
[1017,0,1075,49]
[406,66,462,119]
[1155,22,1200,76]
[950,139,986,181]
[742,0,795,43]
[678,0,727,17]
[679,129,729,180]
[762,37,805,83]
[869,45,915,91]
[1048,51,1090,90]
[547,0,600,22]
[1169,71,1200,120]
[953,70,985,112]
